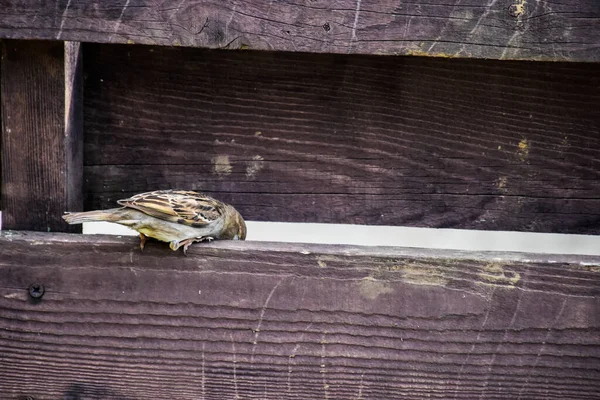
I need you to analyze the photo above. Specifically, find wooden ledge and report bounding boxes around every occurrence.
[0,0,598,61]
[1,231,599,398]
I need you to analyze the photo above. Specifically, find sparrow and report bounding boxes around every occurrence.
[63,190,246,254]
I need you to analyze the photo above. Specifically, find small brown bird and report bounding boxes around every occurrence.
[63,190,246,254]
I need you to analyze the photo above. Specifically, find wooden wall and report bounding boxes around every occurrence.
[0,1,598,397]
[83,44,600,233]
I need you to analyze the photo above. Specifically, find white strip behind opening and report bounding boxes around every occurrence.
[81,221,600,256]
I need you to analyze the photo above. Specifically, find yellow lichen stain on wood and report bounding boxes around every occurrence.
[375,262,448,287]
[569,264,600,273]
[359,276,394,300]
[517,138,529,161]
[376,264,402,273]
[406,48,456,58]
[513,0,527,17]
[518,139,528,150]
[212,155,232,176]
[245,155,264,178]
[316,256,327,268]
[478,262,520,288]
[497,176,508,193]
[401,264,449,287]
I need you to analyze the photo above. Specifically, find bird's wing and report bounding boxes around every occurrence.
[117,190,224,227]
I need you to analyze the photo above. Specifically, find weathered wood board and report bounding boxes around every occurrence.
[0,40,83,232]
[83,44,600,234]
[1,232,599,399]
[0,0,598,61]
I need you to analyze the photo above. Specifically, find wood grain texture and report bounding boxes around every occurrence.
[0,0,599,61]
[64,41,84,218]
[1,231,599,399]
[0,40,83,232]
[83,44,600,234]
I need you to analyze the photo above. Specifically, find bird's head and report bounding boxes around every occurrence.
[223,204,247,240]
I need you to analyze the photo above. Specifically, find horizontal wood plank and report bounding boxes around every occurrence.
[83,44,600,234]
[1,231,599,399]
[0,0,599,61]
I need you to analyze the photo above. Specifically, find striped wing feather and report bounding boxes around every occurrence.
[117,190,224,227]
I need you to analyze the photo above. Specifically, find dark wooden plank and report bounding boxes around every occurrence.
[83,44,600,234]
[0,231,599,399]
[0,0,599,61]
[0,40,83,232]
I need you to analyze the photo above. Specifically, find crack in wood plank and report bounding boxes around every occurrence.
[56,0,73,39]
[428,0,462,52]
[201,342,206,400]
[109,0,132,41]
[351,0,362,41]
[356,373,365,399]
[454,0,499,57]
[225,2,238,41]
[516,298,568,400]
[231,332,240,400]
[251,277,287,362]
[478,286,527,399]
[452,286,496,399]
[320,332,330,400]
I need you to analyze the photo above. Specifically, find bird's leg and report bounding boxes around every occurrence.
[139,233,148,252]
[180,238,195,256]
[195,236,214,243]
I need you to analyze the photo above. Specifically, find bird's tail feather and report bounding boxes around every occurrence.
[62,208,124,225]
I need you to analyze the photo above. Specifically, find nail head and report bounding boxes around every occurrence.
[28,283,45,299]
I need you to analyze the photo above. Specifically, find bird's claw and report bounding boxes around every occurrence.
[180,236,215,256]
[139,233,147,252]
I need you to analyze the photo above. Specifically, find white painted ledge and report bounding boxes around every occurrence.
[81,221,600,256]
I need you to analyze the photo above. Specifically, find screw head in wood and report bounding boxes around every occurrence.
[28,283,45,299]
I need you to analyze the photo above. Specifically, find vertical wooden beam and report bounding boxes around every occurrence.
[0,40,83,232]
[0,40,2,230]
[64,42,84,222]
